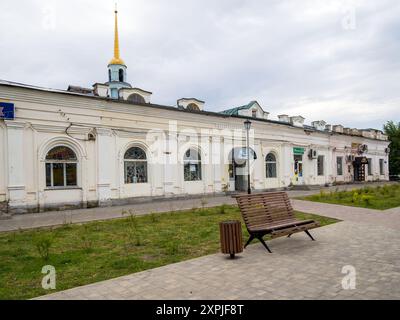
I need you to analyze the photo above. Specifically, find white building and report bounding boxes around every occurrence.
[0,9,390,215]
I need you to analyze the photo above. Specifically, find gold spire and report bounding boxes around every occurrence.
[109,4,125,65]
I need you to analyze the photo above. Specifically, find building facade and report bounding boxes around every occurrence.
[0,9,390,215]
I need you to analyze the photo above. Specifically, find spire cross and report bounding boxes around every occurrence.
[114,7,120,59]
[109,3,125,65]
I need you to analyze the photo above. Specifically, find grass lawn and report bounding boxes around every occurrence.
[0,205,339,300]
[298,184,400,210]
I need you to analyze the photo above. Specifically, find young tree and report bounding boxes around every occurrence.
[383,121,400,176]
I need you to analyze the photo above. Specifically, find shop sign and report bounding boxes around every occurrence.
[293,147,305,155]
[0,102,14,120]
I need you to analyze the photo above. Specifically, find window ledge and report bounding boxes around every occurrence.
[124,183,149,185]
[45,187,82,191]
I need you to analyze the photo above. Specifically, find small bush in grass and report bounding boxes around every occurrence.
[361,195,374,206]
[363,186,372,194]
[168,203,176,216]
[337,191,346,200]
[123,209,143,247]
[166,242,180,255]
[352,192,359,203]
[150,213,159,223]
[200,198,208,211]
[123,210,139,230]
[331,188,340,199]
[381,185,390,195]
[198,210,207,216]
[80,226,93,253]
[218,204,228,215]
[34,235,53,261]
[134,234,142,247]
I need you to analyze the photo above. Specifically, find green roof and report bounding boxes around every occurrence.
[220,101,258,116]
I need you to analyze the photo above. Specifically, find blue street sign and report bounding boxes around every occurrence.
[0,102,15,120]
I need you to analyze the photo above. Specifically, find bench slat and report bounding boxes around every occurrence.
[235,191,319,236]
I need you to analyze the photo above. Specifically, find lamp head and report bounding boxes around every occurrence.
[244,120,252,131]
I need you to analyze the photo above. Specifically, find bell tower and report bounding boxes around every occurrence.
[106,4,131,99]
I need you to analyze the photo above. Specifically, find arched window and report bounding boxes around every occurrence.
[184,148,202,181]
[124,147,148,184]
[45,146,78,187]
[265,153,277,178]
[127,93,146,104]
[108,69,111,82]
[119,69,124,82]
[187,103,200,111]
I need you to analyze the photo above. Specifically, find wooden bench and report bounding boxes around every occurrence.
[235,192,320,253]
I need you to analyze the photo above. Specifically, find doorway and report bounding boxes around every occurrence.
[228,147,257,192]
[294,154,304,185]
[354,157,368,182]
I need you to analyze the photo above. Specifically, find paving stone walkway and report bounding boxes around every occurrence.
[36,199,400,300]
[0,182,395,232]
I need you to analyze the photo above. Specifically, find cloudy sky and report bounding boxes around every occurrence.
[1,0,399,129]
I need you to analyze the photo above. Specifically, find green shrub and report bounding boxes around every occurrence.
[166,242,180,255]
[200,198,208,211]
[135,234,142,247]
[79,226,93,253]
[363,186,372,194]
[34,235,53,261]
[381,185,390,195]
[337,191,346,200]
[150,213,159,223]
[352,192,359,203]
[361,195,374,206]
[219,204,228,215]
[123,210,143,247]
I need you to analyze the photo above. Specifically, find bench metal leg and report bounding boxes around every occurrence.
[305,230,315,241]
[287,234,292,238]
[244,235,255,248]
[257,236,272,253]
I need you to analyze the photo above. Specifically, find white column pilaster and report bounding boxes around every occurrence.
[5,121,26,212]
[211,135,222,193]
[96,128,113,206]
[164,130,178,195]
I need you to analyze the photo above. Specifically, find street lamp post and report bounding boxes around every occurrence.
[244,120,252,194]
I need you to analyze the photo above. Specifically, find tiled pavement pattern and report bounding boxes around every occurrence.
[293,199,400,230]
[1,182,396,232]
[36,200,400,300]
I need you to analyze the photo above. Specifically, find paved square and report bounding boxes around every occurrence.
[36,200,400,300]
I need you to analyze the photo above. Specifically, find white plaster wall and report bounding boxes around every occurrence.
[0,122,6,201]
[0,84,391,212]
[43,189,83,205]
[261,144,280,189]
[23,126,36,205]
